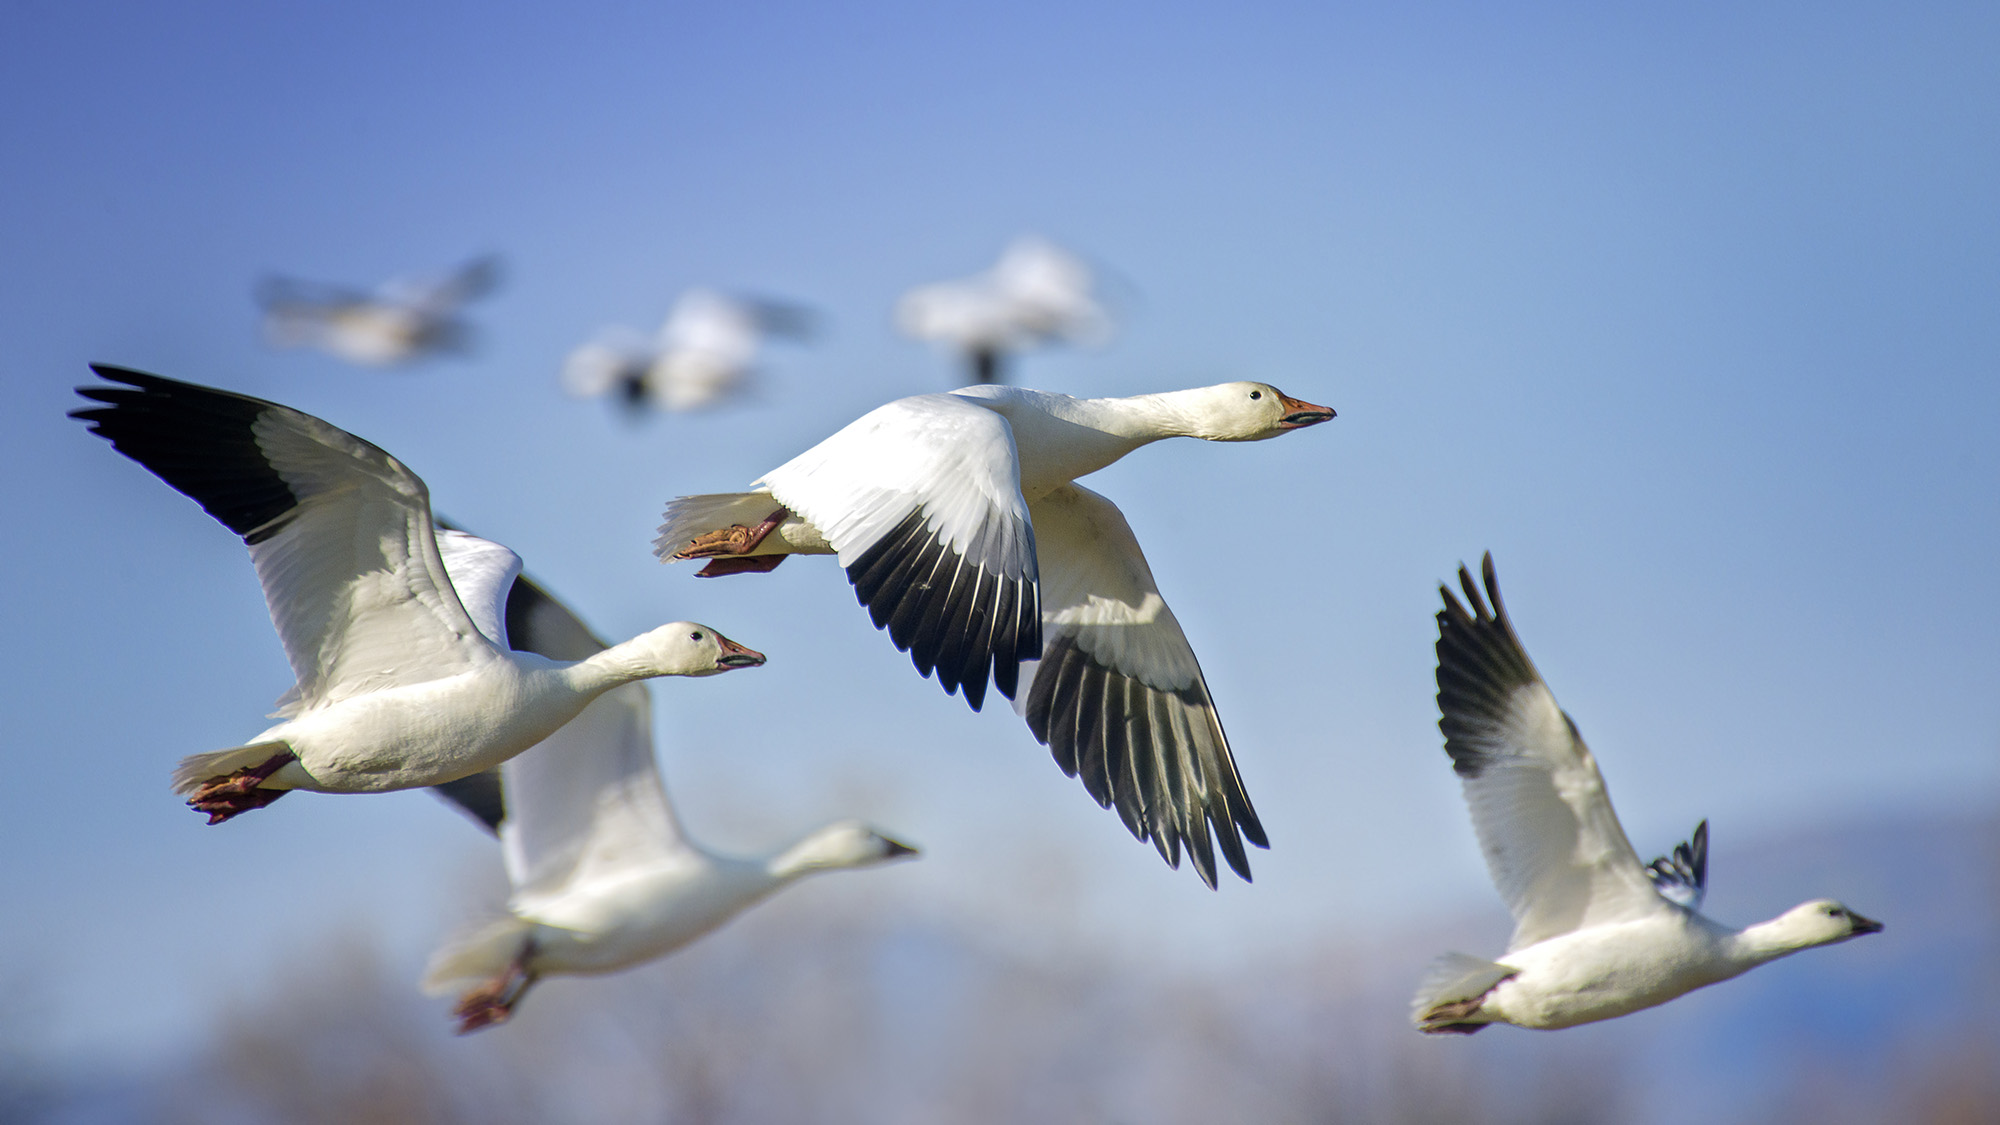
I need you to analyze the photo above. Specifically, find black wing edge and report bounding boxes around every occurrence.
[432,770,506,835]
[69,365,307,546]
[1023,634,1267,889]
[844,509,1043,713]
[1434,552,1551,780]
[1645,819,1709,907]
[441,254,504,304]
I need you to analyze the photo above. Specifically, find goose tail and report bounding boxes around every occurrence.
[1411,952,1515,1034]
[422,917,534,996]
[654,491,783,561]
[169,741,292,795]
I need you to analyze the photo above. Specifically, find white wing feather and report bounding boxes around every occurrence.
[494,576,691,904]
[1435,558,1668,952]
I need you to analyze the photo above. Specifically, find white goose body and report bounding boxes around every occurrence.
[71,367,764,822]
[657,380,1335,887]
[426,567,917,1032]
[239,648,630,794]
[1414,556,1883,1033]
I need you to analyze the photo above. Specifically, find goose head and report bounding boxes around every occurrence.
[773,820,922,878]
[1179,381,1336,442]
[623,622,768,677]
[1767,899,1885,950]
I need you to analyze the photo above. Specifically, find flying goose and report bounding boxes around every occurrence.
[427,558,917,1033]
[655,380,1334,886]
[256,254,500,366]
[896,237,1110,385]
[562,288,815,415]
[1414,555,1883,1033]
[70,366,764,822]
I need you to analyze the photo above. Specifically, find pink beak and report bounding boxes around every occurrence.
[714,634,767,669]
[1275,392,1336,428]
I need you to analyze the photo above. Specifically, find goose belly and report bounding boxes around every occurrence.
[1487,919,1725,1029]
[273,671,579,792]
[520,870,770,976]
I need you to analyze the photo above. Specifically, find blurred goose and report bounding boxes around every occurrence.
[426,561,917,1033]
[70,366,765,822]
[1414,555,1883,1033]
[896,237,1110,385]
[257,255,500,366]
[655,380,1335,887]
[562,288,814,415]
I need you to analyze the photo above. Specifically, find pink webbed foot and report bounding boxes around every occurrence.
[674,508,790,561]
[695,554,788,578]
[451,948,535,1035]
[188,752,295,825]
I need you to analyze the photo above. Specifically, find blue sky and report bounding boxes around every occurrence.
[3,0,1997,1067]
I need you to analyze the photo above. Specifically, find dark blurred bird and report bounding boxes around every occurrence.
[896,237,1111,385]
[562,289,814,415]
[256,255,500,366]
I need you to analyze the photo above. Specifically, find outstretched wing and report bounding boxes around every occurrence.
[71,366,496,708]
[1435,554,1665,951]
[743,393,1042,711]
[431,528,523,650]
[388,255,501,312]
[1645,819,1709,910]
[1016,485,1266,888]
[495,574,692,902]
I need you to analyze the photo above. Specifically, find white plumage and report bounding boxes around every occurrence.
[425,562,917,1033]
[71,366,765,823]
[1414,555,1883,1033]
[655,380,1336,887]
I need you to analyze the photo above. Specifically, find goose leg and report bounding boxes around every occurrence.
[187,752,295,825]
[452,943,537,1034]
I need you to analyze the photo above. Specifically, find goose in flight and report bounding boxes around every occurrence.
[427,561,917,1033]
[1414,555,1883,1033]
[562,288,815,415]
[655,381,1335,887]
[70,366,765,822]
[896,237,1111,385]
[256,255,500,366]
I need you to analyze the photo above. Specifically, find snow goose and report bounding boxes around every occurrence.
[896,237,1111,385]
[256,255,500,366]
[655,380,1335,886]
[1414,555,1883,1033]
[426,560,918,1033]
[69,366,766,822]
[562,288,814,415]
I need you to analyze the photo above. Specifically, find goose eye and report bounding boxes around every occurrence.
[689,631,704,642]
[1249,390,1262,400]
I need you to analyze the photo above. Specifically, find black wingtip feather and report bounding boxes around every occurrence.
[844,510,1035,715]
[1435,553,1546,780]
[1021,633,1261,888]
[71,365,305,544]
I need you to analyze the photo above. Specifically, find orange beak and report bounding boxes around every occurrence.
[714,634,767,669]
[1275,392,1336,428]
